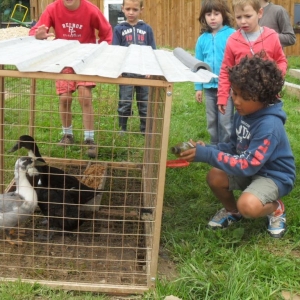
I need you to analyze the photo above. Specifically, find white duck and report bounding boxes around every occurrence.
[0,156,40,244]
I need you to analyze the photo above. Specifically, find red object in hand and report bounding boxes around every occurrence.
[166,159,190,168]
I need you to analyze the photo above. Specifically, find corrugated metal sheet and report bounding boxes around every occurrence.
[0,36,217,83]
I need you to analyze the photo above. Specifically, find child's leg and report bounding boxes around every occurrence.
[237,193,279,218]
[77,86,94,132]
[56,67,77,130]
[237,176,280,218]
[136,85,149,133]
[59,92,73,129]
[204,88,219,145]
[56,74,76,145]
[77,85,97,158]
[236,176,285,238]
[57,92,75,146]
[206,168,243,228]
[206,167,238,213]
[118,85,134,131]
[218,96,233,143]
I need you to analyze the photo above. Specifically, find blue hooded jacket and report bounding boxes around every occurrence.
[112,20,156,49]
[194,25,235,91]
[194,100,295,197]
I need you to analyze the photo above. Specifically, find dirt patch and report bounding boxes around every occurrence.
[0,166,150,289]
[157,249,178,281]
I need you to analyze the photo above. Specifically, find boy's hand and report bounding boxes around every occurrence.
[179,140,205,162]
[35,25,55,40]
[180,148,196,162]
[218,104,226,114]
[195,90,203,103]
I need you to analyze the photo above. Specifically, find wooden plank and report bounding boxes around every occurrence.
[100,209,138,218]
[0,66,4,193]
[149,84,173,284]
[285,82,300,98]
[43,157,144,170]
[289,69,300,80]
[0,277,148,294]
[0,70,169,88]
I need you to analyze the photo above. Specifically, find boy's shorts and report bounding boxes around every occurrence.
[55,67,95,95]
[228,175,279,205]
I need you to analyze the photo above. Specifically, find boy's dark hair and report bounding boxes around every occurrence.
[228,51,284,105]
[198,0,234,34]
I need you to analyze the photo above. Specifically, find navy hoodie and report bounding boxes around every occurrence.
[112,20,156,49]
[194,100,295,197]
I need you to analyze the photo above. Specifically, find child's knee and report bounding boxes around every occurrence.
[59,94,72,105]
[237,194,263,218]
[206,168,228,189]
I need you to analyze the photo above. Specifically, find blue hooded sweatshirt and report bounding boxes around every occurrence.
[194,25,235,91]
[112,20,156,49]
[194,100,295,197]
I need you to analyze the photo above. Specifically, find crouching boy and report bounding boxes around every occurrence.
[180,52,295,238]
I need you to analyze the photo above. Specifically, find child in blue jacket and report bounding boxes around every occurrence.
[181,52,295,238]
[195,0,235,144]
[112,0,156,135]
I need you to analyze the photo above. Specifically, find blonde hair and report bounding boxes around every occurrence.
[232,0,261,13]
[123,0,143,7]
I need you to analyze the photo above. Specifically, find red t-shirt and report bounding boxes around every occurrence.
[29,0,112,44]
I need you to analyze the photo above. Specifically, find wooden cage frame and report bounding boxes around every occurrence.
[0,66,173,295]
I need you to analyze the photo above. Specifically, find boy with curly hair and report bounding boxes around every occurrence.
[180,52,295,238]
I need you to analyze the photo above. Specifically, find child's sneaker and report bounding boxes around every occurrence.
[267,200,286,238]
[58,134,74,146]
[208,208,242,229]
[83,139,97,158]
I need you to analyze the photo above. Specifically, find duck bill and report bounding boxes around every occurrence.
[8,143,20,153]
[33,160,47,167]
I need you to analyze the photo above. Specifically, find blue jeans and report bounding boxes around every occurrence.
[205,88,233,145]
[118,73,149,132]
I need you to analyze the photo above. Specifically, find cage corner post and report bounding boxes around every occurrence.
[0,65,4,193]
[146,82,173,289]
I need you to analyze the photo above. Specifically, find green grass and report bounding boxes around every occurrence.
[1,58,300,299]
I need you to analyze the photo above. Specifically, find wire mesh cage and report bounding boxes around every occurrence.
[0,65,172,294]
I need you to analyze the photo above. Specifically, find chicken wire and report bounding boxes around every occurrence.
[0,67,172,294]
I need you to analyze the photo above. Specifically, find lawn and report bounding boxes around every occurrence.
[0,57,299,299]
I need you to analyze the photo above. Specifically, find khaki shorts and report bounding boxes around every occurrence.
[228,175,279,205]
[55,67,95,95]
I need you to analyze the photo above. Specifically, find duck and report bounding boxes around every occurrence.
[34,185,85,239]
[0,156,40,244]
[9,135,102,238]
[9,135,101,205]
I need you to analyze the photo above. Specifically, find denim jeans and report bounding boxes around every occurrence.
[118,74,149,132]
[204,88,233,145]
